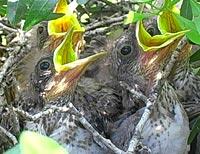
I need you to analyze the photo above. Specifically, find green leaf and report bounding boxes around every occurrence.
[180,0,193,20]
[0,0,7,5]
[163,0,181,9]
[190,0,200,18]
[188,116,200,144]
[4,145,21,154]
[158,8,182,34]
[190,48,200,63]
[125,11,151,24]
[23,0,64,31]
[175,14,200,44]
[45,13,65,21]
[20,131,67,154]
[193,16,200,34]
[0,5,6,16]
[7,0,28,25]
[171,0,181,5]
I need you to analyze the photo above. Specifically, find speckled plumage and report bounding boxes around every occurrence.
[111,82,189,154]
[13,23,120,154]
[169,45,200,154]
[109,25,146,112]
[109,24,190,154]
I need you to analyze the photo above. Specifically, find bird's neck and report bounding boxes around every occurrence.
[169,43,192,84]
[152,82,180,118]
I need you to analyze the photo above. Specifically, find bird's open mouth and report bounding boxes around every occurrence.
[43,52,107,101]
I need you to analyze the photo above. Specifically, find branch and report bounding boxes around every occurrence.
[0,31,30,84]
[0,22,18,33]
[13,106,70,121]
[13,103,125,154]
[0,31,31,105]
[86,15,126,31]
[119,81,148,103]
[0,125,18,145]
[68,102,126,154]
[85,21,123,37]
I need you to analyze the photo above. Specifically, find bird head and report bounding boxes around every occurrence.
[15,0,107,106]
[43,29,107,101]
[135,8,189,88]
[15,26,106,107]
[109,25,141,82]
[109,7,189,96]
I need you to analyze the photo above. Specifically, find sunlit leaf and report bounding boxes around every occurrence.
[163,0,181,9]
[193,16,200,34]
[20,131,67,154]
[125,11,151,24]
[197,69,200,76]
[175,14,200,45]
[23,0,64,31]
[136,21,188,52]
[4,145,21,154]
[158,6,182,34]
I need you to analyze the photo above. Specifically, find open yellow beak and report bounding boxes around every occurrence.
[43,51,107,101]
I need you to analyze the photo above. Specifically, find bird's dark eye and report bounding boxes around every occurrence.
[39,60,50,71]
[38,26,44,35]
[120,45,132,55]
[147,27,155,36]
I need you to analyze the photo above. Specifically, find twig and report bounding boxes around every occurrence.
[0,46,21,83]
[127,37,187,153]
[0,43,30,106]
[13,106,70,121]
[0,125,18,145]
[127,96,156,153]
[99,0,122,10]
[0,32,30,84]
[86,15,126,31]
[85,27,110,37]
[0,46,7,50]
[0,22,18,33]
[85,21,123,37]
[13,103,125,154]
[68,102,125,154]
[119,81,148,103]
[0,30,33,105]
